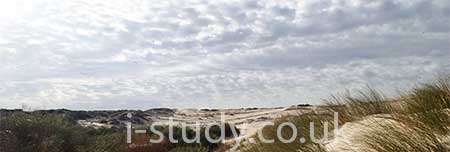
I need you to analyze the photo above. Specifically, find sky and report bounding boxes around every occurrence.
[0,0,449,110]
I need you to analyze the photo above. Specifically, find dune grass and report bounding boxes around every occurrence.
[241,75,450,152]
[400,77,450,134]
[362,116,448,152]
[361,76,450,152]
[240,113,335,152]
[334,76,450,152]
[325,86,393,123]
[240,87,390,152]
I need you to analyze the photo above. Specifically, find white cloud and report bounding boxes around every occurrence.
[0,0,448,109]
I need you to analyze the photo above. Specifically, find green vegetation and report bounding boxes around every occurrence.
[1,76,449,152]
[145,123,239,151]
[362,76,450,152]
[241,75,450,152]
[0,113,125,152]
[0,111,239,152]
[325,86,393,123]
[239,114,333,152]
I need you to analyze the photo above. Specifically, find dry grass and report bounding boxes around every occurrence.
[325,86,393,123]
[241,75,450,152]
[361,76,450,152]
[362,116,448,152]
[240,113,335,152]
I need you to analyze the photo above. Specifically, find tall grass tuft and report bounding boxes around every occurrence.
[400,76,450,134]
[326,86,393,123]
[363,116,449,152]
[242,76,450,152]
[361,76,450,152]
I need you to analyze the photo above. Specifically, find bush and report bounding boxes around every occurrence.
[0,113,89,152]
[148,123,240,151]
[0,113,126,152]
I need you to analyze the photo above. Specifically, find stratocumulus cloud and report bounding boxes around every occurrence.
[0,0,448,109]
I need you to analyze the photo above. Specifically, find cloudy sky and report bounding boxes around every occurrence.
[0,0,449,109]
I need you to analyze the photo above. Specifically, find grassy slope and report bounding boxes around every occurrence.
[241,76,450,152]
